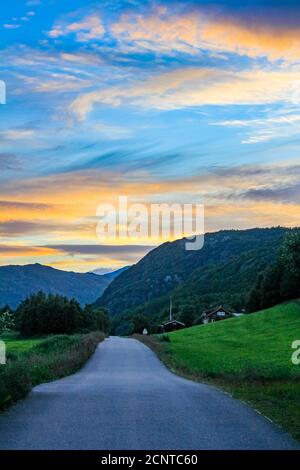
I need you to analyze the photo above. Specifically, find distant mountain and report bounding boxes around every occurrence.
[92,266,131,280]
[0,263,111,309]
[96,227,289,318]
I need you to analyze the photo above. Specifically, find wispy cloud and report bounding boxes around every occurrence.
[70,67,300,119]
[0,129,35,140]
[46,244,154,256]
[92,122,132,140]
[0,245,54,256]
[0,200,52,210]
[3,8,36,30]
[48,13,104,42]
[0,220,56,236]
[0,219,94,237]
[3,24,21,29]
[237,183,300,204]
[0,153,22,170]
[31,73,93,93]
[45,244,155,269]
[212,112,300,144]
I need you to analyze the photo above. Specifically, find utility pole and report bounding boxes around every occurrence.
[169,296,173,322]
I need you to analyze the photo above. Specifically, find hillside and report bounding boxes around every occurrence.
[97,227,288,318]
[165,301,300,379]
[0,263,111,309]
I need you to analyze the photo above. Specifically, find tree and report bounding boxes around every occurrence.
[279,230,300,301]
[247,274,263,312]
[179,305,195,327]
[129,314,151,335]
[247,229,300,311]
[80,304,97,331]
[95,308,111,334]
[0,305,12,315]
[0,309,15,332]
[260,263,282,309]
[16,292,84,336]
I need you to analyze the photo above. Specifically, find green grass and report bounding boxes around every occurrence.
[165,301,300,380]
[136,301,300,442]
[0,331,104,410]
[0,332,48,356]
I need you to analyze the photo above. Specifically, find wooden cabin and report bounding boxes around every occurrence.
[200,305,233,324]
[161,319,185,332]
[161,296,185,332]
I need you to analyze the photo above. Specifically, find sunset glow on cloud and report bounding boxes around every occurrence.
[1,1,300,271]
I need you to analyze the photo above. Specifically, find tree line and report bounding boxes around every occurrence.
[247,230,300,312]
[0,292,110,337]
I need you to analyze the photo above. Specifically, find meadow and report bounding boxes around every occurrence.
[166,301,300,380]
[1,332,46,356]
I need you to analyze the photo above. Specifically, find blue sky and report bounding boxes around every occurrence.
[1,0,300,271]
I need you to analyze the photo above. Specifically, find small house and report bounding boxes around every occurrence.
[200,305,233,324]
[161,296,185,332]
[161,319,185,333]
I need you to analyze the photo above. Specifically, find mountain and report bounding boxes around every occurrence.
[92,266,131,279]
[0,263,111,309]
[96,227,289,319]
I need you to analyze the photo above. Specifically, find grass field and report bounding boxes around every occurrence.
[0,331,104,410]
[137,301,300,441]
[0,332,47,356]
[166,301,300,380]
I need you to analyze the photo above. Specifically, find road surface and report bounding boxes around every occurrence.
[0,336,298,450]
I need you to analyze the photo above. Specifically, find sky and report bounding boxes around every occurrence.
[1,0,300,272]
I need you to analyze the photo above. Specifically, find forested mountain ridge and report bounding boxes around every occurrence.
[0,263,111,309]
[96,227,289,319]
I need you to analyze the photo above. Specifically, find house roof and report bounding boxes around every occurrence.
[161,319,185,327]
[201,305,232,317]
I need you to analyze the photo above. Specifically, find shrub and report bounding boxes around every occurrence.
[161,334,170,342]
[15,292,110,336]
[0,309,15,333]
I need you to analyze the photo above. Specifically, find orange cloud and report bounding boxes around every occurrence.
[112,8,300,61]
[0,244,55,257]
[70,66,300,118]
[1,160,300,269]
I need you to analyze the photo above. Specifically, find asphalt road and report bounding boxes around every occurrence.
[0,336,298,450]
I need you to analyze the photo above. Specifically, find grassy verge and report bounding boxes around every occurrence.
[0,331,104,410]
[1,332,48,355]
[134,301,300,442]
